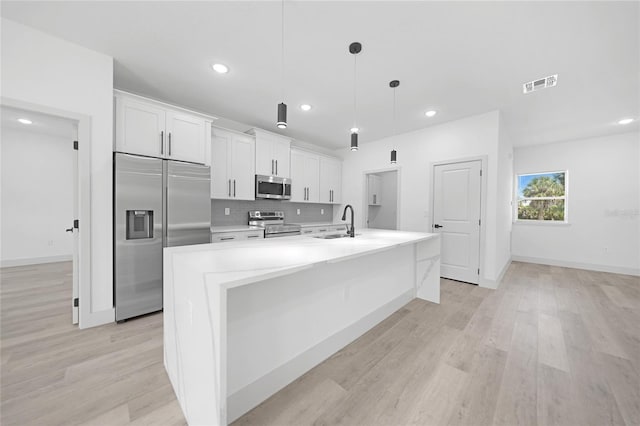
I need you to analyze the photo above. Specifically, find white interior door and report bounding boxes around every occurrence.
[71,133,79,324]
[433,160,481,284]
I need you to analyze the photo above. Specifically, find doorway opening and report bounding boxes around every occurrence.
[364,169,399,230]
[1,105,80,324]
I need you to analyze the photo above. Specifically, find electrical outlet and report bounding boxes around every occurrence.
[224,208,230,216]
[321,209,324,215]
[297,209,301,215]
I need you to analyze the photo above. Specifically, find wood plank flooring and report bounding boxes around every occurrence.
[2,261,639,425]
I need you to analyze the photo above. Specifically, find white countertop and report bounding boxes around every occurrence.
[290,222,347,228]
[166,229,438,290]
[211,225,263,233]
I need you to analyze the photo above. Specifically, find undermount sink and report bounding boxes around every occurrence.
[312,233,358,239]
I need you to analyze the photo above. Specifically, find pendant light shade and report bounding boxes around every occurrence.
[277,103,287,129]
[351,132,359,151]
[276,0,287,129]
[349,42,362,151]
[389,80,400,164]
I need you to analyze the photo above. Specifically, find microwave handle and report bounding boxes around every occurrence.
[282,180,286,197]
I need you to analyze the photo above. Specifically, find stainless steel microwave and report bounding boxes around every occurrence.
[255,175,292,200]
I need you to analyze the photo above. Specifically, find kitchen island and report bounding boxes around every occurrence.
[163,229,440,426]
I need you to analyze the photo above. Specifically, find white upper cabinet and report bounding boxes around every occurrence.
[290,149,320,203]
[211,128,255,200]
[115,97,166,158]
[319,156,342,204]
[115,92,209,164]
[165,111,205,164]
[248,128,291,178]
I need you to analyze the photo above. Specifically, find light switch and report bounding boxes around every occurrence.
[224,208,230,216]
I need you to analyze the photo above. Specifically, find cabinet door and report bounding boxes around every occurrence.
[319,157,342,204]
[211,130,231,199]
[166,111,205,164]
[305,154,320,203]
[230,134,255,200]
[272,138,291,178]
[255,138,274,176]
[115,97,165,157]
[290,149,306,202]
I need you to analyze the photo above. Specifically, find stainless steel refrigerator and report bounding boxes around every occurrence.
[114,153,211,321]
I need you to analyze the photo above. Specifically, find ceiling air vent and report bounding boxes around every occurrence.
[523,74,558,94]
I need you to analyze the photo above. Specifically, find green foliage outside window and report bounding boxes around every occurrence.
[517,172,566,221]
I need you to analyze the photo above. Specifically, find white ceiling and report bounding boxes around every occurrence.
[1,1,638,149]
[1,106,78,139]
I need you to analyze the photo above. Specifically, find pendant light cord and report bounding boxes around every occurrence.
[393,85,396,149]
[281,0,285,102]
[353,54,357,129]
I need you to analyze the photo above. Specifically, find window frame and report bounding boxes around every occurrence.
[514,170,569,224]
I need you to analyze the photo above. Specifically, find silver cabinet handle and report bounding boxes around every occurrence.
[228,179,231,197]
[233,179,236,197]
[247,235,260,239]
[160,131,164,155]
[168,132,172,156]
[271,159,274,175]
[220,237,234,241]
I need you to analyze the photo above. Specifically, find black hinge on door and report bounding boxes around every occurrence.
[73,298,79,307]
[73,140,78,150]
[480,169,482,176]
[477,268,480,275]
[73,219,79,229]
[479,219,481,226]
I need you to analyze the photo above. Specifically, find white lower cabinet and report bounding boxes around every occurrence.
[211,230,264,243]
[211,128,255,200]
[300,224,348,235]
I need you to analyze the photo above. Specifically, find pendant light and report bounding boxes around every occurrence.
[276,0,287,129]
[389,80,399,164]
[349,42,362,151]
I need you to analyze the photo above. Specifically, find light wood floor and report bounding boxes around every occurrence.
[2,261,639,425]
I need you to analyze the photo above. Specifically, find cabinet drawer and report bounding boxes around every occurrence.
[211,230,264,243]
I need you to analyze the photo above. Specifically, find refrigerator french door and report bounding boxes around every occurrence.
[114,153,210,322]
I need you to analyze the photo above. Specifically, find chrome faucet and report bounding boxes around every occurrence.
[341,205,355,237]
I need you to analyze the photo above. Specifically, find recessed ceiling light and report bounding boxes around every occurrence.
[17,118,32,125]
[425,110,437,118]
[211,63,229,74]
[300,104,312,111]
[350,127,359,133]
[618,118,634,125]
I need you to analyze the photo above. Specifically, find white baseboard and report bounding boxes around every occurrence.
[511,255,640,277]
[480,257,512,290]
[1,254,72,268]
[226,289,415,423]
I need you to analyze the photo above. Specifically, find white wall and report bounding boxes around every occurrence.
[335,110,510,286]
[1,18,114,325]
[512,132,640,275]
[495,112,514,280]
[1,127,74,265]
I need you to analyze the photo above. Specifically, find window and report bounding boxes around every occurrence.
[516,171,567,222]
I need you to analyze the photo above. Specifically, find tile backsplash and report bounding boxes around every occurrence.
[211,199,335,226]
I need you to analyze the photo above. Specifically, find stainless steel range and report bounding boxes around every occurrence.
[248,210,301,238]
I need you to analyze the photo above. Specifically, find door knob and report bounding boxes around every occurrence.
[434,224,443,229]
[65,228,74,233]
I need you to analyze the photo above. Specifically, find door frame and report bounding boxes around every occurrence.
[362,166,401,230]
[429,156,487,283]
[1,97,92,328]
